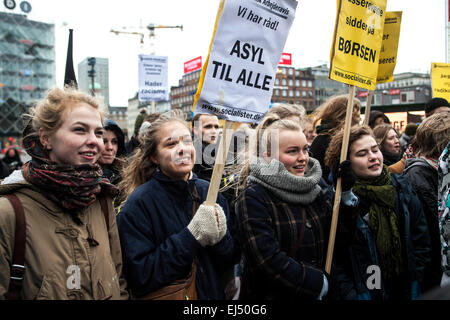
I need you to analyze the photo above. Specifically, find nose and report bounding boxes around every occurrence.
[104,141,113,151]
[86,130,100,148]
[297,150,307,162]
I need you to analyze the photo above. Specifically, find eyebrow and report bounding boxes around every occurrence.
[163,135,191,142]
[355,144,378,153]
[72,121,103,131]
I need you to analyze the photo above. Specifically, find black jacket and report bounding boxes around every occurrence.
[404,158,442,291]
[334,174,431,300]
[117,172,237,299]
[310,134,332,184]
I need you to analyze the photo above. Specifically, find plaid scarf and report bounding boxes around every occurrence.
[21,131,119,223]
[352,165,404,279]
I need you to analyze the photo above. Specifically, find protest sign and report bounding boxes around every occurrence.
[193,0,297,123]
[329,0,387,90]
[377,11,402,83]
[431,62,450,101]
[138,54,169,102]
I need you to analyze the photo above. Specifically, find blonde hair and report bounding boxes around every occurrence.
[119,114,190,201]
[413,112,450,159]
[265,103,306,125]
[28,86,106,137]
[312,94,361,135]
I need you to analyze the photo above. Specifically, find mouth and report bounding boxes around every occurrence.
[79,151,97,161]
[174,156,192,165]
[368,162,381,170]
[292,164,306,172]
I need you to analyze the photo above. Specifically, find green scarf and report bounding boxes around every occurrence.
[352,165,404,279]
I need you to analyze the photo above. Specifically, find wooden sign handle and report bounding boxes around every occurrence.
[325,85,355,274]
[205,120,235,206]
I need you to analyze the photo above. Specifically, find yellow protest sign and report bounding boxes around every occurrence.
[329,0,387,90]
[431,62,450,101]
[377,11,402,83]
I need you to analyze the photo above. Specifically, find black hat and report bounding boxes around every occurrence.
[425,97,450,115]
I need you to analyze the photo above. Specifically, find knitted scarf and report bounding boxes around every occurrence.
[21,132,119,223]
[248,157,322,204]
[352,165,403,279]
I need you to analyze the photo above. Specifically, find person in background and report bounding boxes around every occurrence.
[438,142,450,287]
[373,124,402,166]
[368,110,391,129]
[325,125,431,300]
[399,123,418,155]
[117,114,236,299]
[2,147,23,175]
[98,119,127,211]
[192,113,221,182]
[390,97,450,174]
[310,94,361,184]
[424,97,450,118]
[0,87,128,299]
[0,157,9,179]
[303,117,317,146]
[403,112,450,292]
[125,108,147,156]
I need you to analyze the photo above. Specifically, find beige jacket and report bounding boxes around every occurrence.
[0,179,129,300]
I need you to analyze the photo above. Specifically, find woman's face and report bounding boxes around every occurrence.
[352,107,361,126]
[382,129,400,154]
[303,122,316,144]
[349,135,384,179]
[265,129,310,177]
[40,103,104,165]
[99,130,118,165]
[7,149,16,157]
[151,121,195,181]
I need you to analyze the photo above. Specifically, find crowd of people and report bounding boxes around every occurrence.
[0,86,449,301]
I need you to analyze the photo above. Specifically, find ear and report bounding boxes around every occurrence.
[150,155,159,165]
[38,128,52,151]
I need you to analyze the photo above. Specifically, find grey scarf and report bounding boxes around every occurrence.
[248,157,322,204]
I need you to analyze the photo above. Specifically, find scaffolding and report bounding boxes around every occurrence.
[0,11,55,140]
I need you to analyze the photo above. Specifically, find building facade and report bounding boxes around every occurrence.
[107,105,128,137]
[170,69,200,121]
[356,72,432,107]
[78,57,110,106]
[308,64,348,109]
[0,11,55,143]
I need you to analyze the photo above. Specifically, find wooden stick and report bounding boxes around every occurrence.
[362,90,374,125]
[205,120,235,206]
[325,85,355,274]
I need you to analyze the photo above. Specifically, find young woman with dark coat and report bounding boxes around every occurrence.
[116,114,236,300]
[403,112,450,292]
[325,125,431,300]
[234,115,355,300]
[373,124,402,166]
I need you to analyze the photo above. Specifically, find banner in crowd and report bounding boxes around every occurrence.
[377,11,402,83]
[193,0,297,123]
[431,62,450,101]
[138,54,169,102]
[329,0,387,90]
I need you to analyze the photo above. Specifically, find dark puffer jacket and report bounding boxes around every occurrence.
[117,171,237,300]
[404,158,442,291]
[334,174,431,300]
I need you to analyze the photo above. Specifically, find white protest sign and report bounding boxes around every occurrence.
[193,0,297,123]
[138,54,169,102]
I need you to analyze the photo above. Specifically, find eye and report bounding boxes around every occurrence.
[95,130,104,137]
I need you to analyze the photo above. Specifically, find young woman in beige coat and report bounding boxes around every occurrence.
[0,87,128,300]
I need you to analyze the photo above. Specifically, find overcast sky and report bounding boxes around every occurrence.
[3,0,446,106]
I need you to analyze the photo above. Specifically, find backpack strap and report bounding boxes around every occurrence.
[4,194,26,300]
[99,197,110,232]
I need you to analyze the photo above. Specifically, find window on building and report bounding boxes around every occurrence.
[289,79,293,86]
[288,68,293,75]
[302,91,307,97]
[275,78,280,85]
[282,68,286,74]
[302,80,306,87]
[275,89,280,96]
[308,80,312,87]
[282,90,287,97]
[296,91,300,97]
[282,79,287,86]
[296,79,300,86]
[289,90,294,97]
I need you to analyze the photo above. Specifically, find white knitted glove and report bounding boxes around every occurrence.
[215,204,227,243]
[188,204,220,247]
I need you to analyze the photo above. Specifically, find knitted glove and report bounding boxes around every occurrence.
[188,204,220,247]
[332,160,356,192]
[215,203,227,243]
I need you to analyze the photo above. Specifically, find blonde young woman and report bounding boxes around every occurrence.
[117,114,236,299]
[234,114,355,300]
[0,87,128,300]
